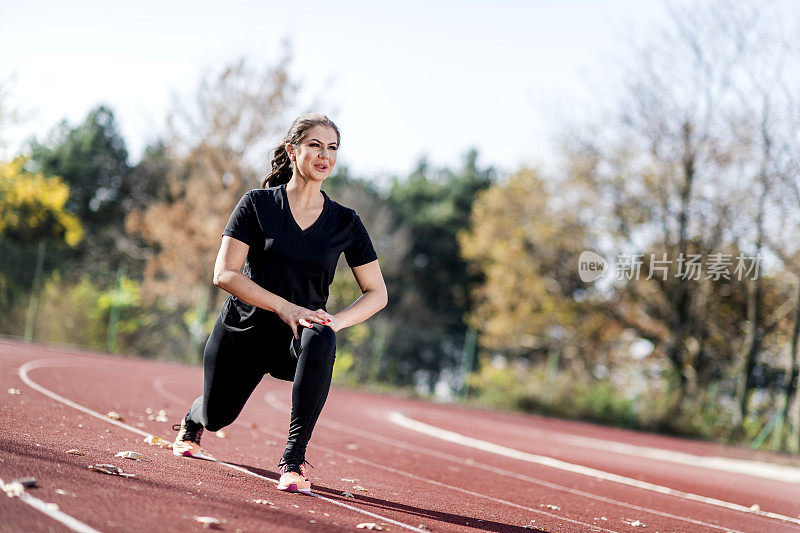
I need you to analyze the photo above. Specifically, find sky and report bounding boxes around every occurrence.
[0,1,670,179]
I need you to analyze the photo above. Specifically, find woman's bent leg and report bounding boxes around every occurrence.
[188,314,268,432]
[282,324,336,463]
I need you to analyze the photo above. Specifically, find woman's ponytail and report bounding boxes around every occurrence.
[262,138,293,188]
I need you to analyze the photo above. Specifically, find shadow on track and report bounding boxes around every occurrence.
[231,462,547,533]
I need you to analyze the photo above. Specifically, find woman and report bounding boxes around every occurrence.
[172,113,388,494]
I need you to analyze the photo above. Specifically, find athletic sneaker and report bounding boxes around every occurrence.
[172,415,211,459]
[276,459,312,494]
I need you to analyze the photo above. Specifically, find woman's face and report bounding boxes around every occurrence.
[289,125,338,182]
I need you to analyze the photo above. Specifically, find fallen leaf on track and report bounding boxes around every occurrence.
[115,451,145,461]
[106,411,122,421]
[356,523,384,530]
[193,516,221,529]
[540,504,561,511]
[66,448,85,456]
[88,464,135,478]
[250,499,274,505]
[2,481,24,497]
[353,485,368,492]
[622,518,647,527]
[7,388,21,395]
[143,435,173,448]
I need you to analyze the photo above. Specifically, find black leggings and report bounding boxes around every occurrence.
[188,311,336,463]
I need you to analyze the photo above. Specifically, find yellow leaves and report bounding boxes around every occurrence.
[0,156,83,246]
[459,167,586,351]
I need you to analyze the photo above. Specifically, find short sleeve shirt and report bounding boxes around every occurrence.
[220,183,377,327]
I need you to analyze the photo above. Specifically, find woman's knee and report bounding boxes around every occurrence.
[203,410,234,432]
[302,324,336,360]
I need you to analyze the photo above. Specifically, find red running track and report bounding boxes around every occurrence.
[2,338,800,532]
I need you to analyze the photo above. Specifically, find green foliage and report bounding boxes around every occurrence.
[384,150,495,385]
[27,105,133,282]
[29,105,130,225]
[468,357,638,429]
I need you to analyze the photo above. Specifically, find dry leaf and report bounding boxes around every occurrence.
[356,523,384,530]
[106,411,122,421]
[66,449,85,456]
[14,477,36,488]
[143,435,173,448]
[2,481,24,497]
[7,388,21,395]
[622,518,647,527]
[353,485,368,492]
[88,464,135,478]
[194,516,221,529]
[115,451,144,461]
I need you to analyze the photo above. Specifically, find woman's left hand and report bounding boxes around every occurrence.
[314,309,341,332]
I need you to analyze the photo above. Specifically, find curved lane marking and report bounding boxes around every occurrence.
[264,392,743,533]
[543,431,800,484]
[0,478,101,533]
[18,359,427,533]
[387,410,800,526]
[258,392,616,532]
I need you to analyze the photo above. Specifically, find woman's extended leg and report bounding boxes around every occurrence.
[174,313,272,459]
[188,314,271,431]
[279,323,336,466]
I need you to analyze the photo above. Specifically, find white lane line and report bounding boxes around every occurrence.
[18,360,427,533]
[154,379,616,532]
[543,430,800,484]
[0,478,102,533]
[264,393,742,533]
[388,410,800,527]
[257,393,615,532]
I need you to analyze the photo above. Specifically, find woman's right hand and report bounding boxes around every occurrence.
[276,301,331,339]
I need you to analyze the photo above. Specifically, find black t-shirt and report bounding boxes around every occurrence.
[220,183,377,328]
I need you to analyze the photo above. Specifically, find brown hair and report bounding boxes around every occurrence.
[262,113,340,188]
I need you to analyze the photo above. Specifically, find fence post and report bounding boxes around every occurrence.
[24,240,47,342]
[106,264,126,353]
[459,328,477,401]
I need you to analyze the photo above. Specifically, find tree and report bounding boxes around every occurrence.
[385,150,495,387]
[0,156,83,337]
[0,156,82,246]
[126,55,295,355]
[28,105,132,278]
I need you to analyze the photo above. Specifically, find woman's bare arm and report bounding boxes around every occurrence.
[212,236,329,339]
[322,259,388,332]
